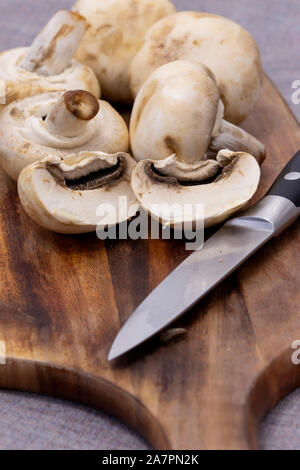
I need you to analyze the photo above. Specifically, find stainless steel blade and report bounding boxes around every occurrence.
[108,215,275,361]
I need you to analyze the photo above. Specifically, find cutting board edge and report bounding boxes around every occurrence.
[246,346,300,449]
[0,343,299,450]
[0,356,171,450]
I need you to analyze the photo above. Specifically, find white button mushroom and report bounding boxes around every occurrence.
[0,90,129,181]
[130,61,265,170]
[0,10,100,108]
[130,11,263,124]
[18,151,138,234]
[131,150,261,229]
[72,0,176,103]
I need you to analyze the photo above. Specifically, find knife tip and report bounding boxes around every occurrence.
[107,345,119,361]
[107,331,145,361]
[107,312,161,361]
[107,336,128,361]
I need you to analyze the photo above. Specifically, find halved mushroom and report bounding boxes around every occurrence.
[131,150,261,229]
[0,90,129,181]
[130,61,265,171]
[72,0,176,102]
[130,11,263,124]
[18,151,138,234]
[0,10,100,108]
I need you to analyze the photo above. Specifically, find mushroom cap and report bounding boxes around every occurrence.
[0,91,129,181]
[130,60,221,164]
[72,0,176,103]
[131,150,261,229]
[0,47,100,108]
[130,11,263,124]
[18,151,138,234]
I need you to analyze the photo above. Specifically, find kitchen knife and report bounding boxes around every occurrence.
[108,150,300,361]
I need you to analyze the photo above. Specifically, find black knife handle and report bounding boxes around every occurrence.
[267,150,300,207]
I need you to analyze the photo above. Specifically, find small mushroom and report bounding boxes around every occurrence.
[131,150,261,229]
[130,11,263,124]
[18,151,138,234]
[72,0,176,102]
[130,61,266,169]
[0,10,100,108]
[0,90,129,181]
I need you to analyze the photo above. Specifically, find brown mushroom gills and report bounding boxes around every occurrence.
[147,159,235,187]
[45,156,126,191]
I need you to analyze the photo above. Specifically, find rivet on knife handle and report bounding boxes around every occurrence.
[267,149,300,207]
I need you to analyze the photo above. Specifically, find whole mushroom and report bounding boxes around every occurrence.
[0,10,100,108]
[130,11,263,124]
[130,61,263,228]
[72,0,176,103]
[130,61,266,170]
[0,90,129,181]
[18,151,138,234]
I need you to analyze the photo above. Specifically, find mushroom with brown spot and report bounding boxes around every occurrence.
[72,0,176,103]
[130,60,266,171]
[18,151,138,234]
[0,89,129,181]
[0,10,100,108]
[130,11,263,124]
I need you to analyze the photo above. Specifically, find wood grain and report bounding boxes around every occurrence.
[0,75,299,450]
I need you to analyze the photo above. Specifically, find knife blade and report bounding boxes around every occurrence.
[108,150,300,361]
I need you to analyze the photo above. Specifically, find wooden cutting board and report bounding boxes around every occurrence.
[0,75,299,450]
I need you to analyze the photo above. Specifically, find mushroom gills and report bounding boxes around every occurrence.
[149,154,239,186]
[149,163,223,186]
[45,156,126,191]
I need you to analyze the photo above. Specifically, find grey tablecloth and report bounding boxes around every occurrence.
[0,0,299,450]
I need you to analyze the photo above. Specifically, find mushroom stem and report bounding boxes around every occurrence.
[22,10,87,76]
[45,90,100,138]
[209,120,266,165]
